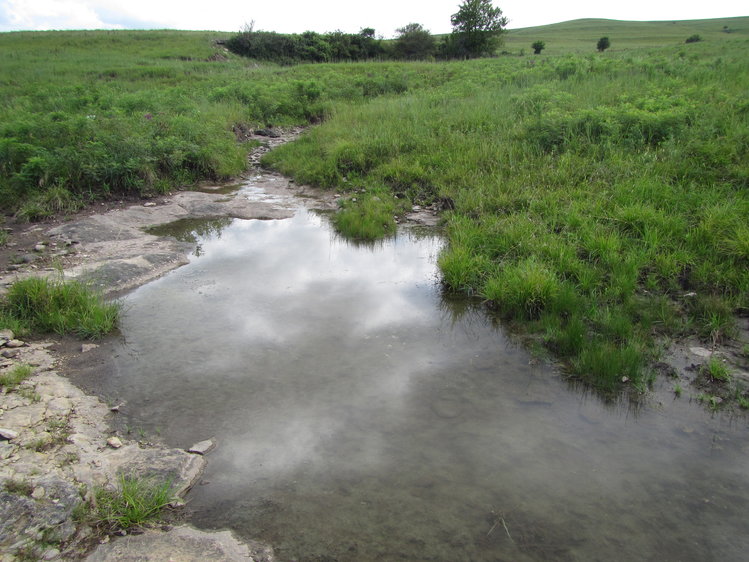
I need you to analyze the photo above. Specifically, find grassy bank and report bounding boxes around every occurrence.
[264,38,749,393]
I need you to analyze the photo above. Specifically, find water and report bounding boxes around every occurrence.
[76,194,749,561]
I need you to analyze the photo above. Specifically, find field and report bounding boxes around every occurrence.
[1,17,748,394]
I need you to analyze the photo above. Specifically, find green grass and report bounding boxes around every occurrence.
[1,277,119,339]
[2,20,748,395]
[332,191,402,240]
[0,363,33,391]
[262,30,749,394]
[703,356,732,382]
[92,474,175,532]
[504,16,749,55]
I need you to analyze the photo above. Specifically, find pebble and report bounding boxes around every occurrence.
[5,339,26,348]
[32,486,46,499]
[106,436,123,449]
[143,202,157,207]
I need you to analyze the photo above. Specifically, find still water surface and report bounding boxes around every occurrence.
[91,193,748,561]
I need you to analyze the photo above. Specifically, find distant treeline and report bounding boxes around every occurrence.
[226,28,386,64]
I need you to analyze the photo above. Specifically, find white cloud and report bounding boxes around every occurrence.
[0,0,746,34]
[0,0,122,30]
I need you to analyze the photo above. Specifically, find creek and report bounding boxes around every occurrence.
[71,182,749,561]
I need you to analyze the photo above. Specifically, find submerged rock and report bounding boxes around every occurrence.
[85,525,275,561]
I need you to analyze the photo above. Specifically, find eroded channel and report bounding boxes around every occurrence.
[69,185,749,561]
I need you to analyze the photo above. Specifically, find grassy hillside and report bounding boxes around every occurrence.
[505,16,749,54]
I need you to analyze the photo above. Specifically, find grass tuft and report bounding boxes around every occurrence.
[332,192,399,241]
[2,277,119,339]
[92,474,175,532]
[0,363,33,391]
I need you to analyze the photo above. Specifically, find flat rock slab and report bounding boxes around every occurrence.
[188,438,216,455]
[85,525,275,562]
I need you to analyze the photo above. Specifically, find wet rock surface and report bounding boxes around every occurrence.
[0,342,215,559]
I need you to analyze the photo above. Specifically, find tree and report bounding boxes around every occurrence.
[394,23,436,60]
[531,40,545,54]
[449,0,508,58]
[596,36,610,52]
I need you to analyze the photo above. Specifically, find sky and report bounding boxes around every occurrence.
[0,0,745,36]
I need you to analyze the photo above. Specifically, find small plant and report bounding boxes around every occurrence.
[597,36,610,52]
[697,393,722,410]
[673,384,682,397]
[704,357,731,382]
[685,34,702,44]
[737,395,749,409]
[3,478,33,496]
[531,40,546,54]
[93,474,175,532]
[0,363,33,391]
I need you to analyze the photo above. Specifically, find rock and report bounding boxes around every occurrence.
[106,436,123,449]
[1,348,20,358]
[0,428,18,440]
[689,347,713,358]
[187,438,216,456]
[85,525,275,562]
[42,547,61,560]
[143,202,157,207]
[0,476,79,553]
[0,329,13,341]
[81,343,99,353]
[32,486,46,499]
[5,339,26,348]
[34,244,47,252]
[19,253,37,264]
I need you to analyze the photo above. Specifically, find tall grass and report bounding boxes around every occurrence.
[2,277,119,339]
[264,39,749,393]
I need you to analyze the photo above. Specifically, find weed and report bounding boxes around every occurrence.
[2,277,119,339]
[0,363,33,391]
[703,357,732,382]
[737,395,749,409]
[92,474,175,532]
[3,478,33,496]
[673,384,682,397]
[696,393,722,410]
[17,387,41,402]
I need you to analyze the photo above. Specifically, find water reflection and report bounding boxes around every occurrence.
[91,209,749,562]
[146,217,233,257]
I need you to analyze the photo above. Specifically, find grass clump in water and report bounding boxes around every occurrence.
[332,191,399,241]
[2,277,119,339]
[91,474,175,532]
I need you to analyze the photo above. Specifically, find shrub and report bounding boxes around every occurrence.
[685,35,702,44]
[597,37,610,52]
[532,41,546,55]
